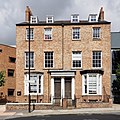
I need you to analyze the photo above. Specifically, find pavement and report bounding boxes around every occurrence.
[0,105,16,117]
[0,104,120,119]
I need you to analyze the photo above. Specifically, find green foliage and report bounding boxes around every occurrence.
[0,71,5,87]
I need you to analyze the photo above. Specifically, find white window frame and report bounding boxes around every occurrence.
[82,73,102,95]
[26,28,34,40]
[24,73,43,95]
[46,16,54,23]
[44,52,54,68]
[30,16,38,23]
[25,52,34,69]
[72,51,82,68]
[93,27,101,39]
[89,14,97,22]
[71,14,79,23]
[72,28,80,40]
[44,28,52,40]
[92,51,102,68]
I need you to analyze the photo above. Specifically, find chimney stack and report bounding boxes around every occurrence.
[98,7,104,21]
[25,6,32,22]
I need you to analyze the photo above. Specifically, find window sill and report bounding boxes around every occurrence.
[44,39,52,41]
[26,39,34,41]
[92,67,102,69]
[8,76,15,78]
[43,68,54,70]
[72,39,80,41]
[93,38,101,40]
[71,68,82,70]
[24,68,35,70]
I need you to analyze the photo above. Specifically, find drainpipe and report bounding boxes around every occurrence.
[28,12,31,113]
[62,24,64,69]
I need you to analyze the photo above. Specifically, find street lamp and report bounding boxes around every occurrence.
[28,13,31,113]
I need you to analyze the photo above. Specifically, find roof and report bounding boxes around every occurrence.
[111,32,120,49]
[0,44,16,49]
[16,20,111,26]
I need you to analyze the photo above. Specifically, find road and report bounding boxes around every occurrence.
[4,114,120,120]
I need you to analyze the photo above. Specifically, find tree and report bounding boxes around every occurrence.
[112,63,120,103]
[0,71,5,87]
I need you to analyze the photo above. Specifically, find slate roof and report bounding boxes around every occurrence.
[16,20,110,26]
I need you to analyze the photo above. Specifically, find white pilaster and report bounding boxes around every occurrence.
[72,77,75,100]
[51,77,54,103]
[61,77,65,99]
[41,75,43,94]
[60,77,65,106]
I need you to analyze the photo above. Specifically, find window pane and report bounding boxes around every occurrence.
[26,28,34,40]
[89,74,97,94]
[82,74,101,95]
[25,52,34,68]
[72,28,80,39]
[72,51,81,68]
[8,69,14,77]
[92,51,101,68]
[44,52,53,68]
[93,28,100,39]
[9,57,16,63]
[44,28,52,40]
[8,89,14,96]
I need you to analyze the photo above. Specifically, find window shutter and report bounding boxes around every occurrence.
[24,74,29,95]
[82,75,85,95]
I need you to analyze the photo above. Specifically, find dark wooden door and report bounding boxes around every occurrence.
[65,77,72,99]
[54,77,61,105]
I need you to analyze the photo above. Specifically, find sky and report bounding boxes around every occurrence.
[0,0,120,45]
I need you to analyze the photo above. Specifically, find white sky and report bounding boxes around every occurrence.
[0,0,120,45]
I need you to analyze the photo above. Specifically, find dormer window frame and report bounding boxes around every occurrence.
[30,16,38,23]
[89,14,98,22]
[71,14,79,23]
[46,16,54,23]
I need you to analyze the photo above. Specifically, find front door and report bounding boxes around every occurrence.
[54,77,61,105]
[65,77,72,99]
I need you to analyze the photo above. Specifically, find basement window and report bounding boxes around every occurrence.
[8,89,14,96]
[0,49,2,53]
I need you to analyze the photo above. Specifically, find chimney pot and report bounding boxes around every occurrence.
[98,7,104,21]
[25,6,32,22]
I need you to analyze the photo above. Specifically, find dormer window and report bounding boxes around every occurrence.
[46,16,54,23]
[71,14,79,23]
[88,14,97,22]
[30,16,38,23]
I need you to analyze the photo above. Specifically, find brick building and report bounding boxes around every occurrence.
[0,44,16,103]
[16,6,111,108]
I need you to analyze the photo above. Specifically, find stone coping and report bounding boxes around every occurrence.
[6,103,53,105]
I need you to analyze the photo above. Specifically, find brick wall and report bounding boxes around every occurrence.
[16,22,111,104]
[0,44,16,102]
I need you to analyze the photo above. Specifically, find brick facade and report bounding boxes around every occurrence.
[0,44,16,103]
[16,7,111,108]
